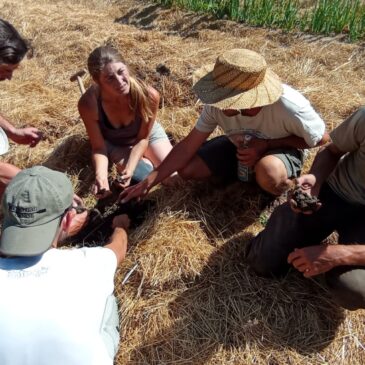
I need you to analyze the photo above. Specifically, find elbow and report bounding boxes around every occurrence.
[316,132,331,147]
[92,147,108,157]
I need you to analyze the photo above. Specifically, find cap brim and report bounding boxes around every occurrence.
[193,64,283,109]
[0,216,62,256]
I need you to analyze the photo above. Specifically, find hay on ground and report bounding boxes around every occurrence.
[0,0,364,364]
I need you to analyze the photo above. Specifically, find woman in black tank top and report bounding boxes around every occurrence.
[78,46,174,198]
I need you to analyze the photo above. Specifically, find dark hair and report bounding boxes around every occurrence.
[0,18,29,64]
[87,46,154,123]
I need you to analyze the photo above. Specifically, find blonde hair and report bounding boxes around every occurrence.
[87,46,154,123]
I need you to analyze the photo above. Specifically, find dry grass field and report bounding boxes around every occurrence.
[1,0,365,364]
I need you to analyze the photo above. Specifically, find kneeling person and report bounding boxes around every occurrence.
[0,166,128,364]
[247,108,365,310]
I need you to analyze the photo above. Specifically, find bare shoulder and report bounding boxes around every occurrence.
[78,85,98,117]
[147,86,160,105]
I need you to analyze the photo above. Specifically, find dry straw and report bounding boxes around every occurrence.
[0,0,364,364]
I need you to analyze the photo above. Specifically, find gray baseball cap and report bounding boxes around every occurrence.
[0,166,73,256]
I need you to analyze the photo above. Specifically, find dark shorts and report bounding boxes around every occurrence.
[196,135,303,182]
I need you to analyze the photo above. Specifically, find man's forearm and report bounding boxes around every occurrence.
[105,227,128,265]
[308,144,343,192]
[266,133,329,150]
[0,113,16,136]
[147,140,193,189]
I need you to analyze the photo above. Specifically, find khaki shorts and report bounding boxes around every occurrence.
[106,121,169,165]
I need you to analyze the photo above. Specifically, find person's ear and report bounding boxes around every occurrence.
[61,209,77,233]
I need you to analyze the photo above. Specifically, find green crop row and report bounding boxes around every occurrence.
[154,0,365,41]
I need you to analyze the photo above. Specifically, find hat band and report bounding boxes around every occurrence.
[212,64,266,91]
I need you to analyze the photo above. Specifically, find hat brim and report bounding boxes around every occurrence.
[192,64,283,109]
[0,216,62,256]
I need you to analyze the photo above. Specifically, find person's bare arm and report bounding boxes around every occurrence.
[288,142,345,213]
[120,127,211,203]
[0,113,17,137]
[238,132,330,167]
[304,142,345,195]
[290,142,345,198]
[104,214,130,265]
[0,113,42,147]
[118,87,159,187]
[0,162,21,198]
[78,88,110,197]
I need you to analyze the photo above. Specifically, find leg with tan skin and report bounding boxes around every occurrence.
[143,139,180,185]
[255,155,289,196]
[108,143,154,186]
[143,139,172,167]
[0,162,21,198]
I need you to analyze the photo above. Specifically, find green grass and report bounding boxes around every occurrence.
[154,0,365,41]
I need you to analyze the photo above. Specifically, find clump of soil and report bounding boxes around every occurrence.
[115,175,127,184]
[290,186,320,212]
[156,63,171,76]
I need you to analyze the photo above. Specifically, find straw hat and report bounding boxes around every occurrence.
[192,49,283,109]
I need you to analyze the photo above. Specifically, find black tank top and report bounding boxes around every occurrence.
[97,96,142,146]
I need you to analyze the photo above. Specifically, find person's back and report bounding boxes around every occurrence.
[0,166,128,365]
[0,248,117,365]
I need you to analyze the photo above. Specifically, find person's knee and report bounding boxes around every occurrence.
[325,269,365,310]
[255,157,288,196]
[246,235,289,278]
[178,164,194,181]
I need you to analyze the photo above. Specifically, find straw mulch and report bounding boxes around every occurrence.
[1,0,364,363]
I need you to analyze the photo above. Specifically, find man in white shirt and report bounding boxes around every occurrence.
[0,18,42,198]
[0,166,128,365]
[247,108,365,310]
[121,48,328,202]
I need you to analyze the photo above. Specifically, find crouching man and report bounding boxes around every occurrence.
[121,48,328,204]
[247,107,365,310]
[0,166,128,364]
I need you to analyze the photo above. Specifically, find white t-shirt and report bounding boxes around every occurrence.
[0,247,117,365]
[328,107,365,205]
[195,84,325,147]
[0,127,9,155]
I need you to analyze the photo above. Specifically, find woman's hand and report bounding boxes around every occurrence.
[115,167,134,189]
[93,176,111,199]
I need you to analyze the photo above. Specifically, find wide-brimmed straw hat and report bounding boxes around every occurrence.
[193,49,283,109]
